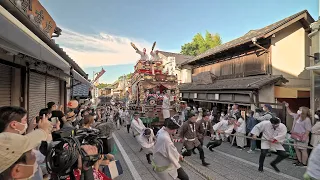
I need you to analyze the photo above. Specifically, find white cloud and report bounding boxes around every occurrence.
[55,28,153,68]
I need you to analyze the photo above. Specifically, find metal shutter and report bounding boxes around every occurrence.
[0,64,12,106]
[29,72,46,121]
[46,76,60,105]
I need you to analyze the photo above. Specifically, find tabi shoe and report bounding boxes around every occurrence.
[270,163,280,172]
[202,160,210,166]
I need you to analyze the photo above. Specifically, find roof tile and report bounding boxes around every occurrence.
[179,75,288,91]
[185,10,311,64]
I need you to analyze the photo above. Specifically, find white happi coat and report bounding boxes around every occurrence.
[131,118,146,139]
[162,95,170,119]
[251,121,287,150]
[138,128,155,154]
[150,51,161,61]
[153,128,181,180]
[212,120,234,141]
[136,50,149,60]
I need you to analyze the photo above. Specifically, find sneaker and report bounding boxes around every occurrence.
[293,161,300,165]
[295,162,304,166]
[258,166,263,172]
[202,160,210,166]
[247,150,255,154]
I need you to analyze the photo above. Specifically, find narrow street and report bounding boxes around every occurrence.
[113,126,306,180]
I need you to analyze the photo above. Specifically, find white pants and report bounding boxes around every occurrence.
[236,132,247,148]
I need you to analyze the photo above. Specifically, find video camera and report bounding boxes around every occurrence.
[43,128,104,180]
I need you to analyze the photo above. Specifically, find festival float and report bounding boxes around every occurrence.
[128,42,180,127]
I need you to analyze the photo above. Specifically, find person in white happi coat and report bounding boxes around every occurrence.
[131,111,146,151]
[138,128,155,164]
[250,117,288,172]
[153,117,189,180]
[206,116,235,151]
[234,112,247,149]
[162,92,171,119]
[136,48,149,61]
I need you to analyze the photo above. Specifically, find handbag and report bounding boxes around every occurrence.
[291,119,306,142]
[101,160,123,179]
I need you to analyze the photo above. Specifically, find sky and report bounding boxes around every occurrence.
[40,0,318,83]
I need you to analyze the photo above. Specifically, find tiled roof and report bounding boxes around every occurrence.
[158,51,194,65]
[179,75,288,91]
[184,10,313,65]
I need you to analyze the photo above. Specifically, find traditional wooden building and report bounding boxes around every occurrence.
[0,0,90,120]
[179,10,314,127]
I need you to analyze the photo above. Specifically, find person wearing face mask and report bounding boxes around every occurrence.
[251,117,288,172]
[194,111,214,154]
[207,116,235,152]
[0,106,52,136]
[285,103,312,167]
[131,112,146,152]
[137,128,155,164]
[228,104,239,116]
[47,102,66,129]
[153,117,189,180]
[311,110,320,147]
[0,128,49,180]
[253,104,274,122]
[180,112,210,166]
[246,110,258,154]
[234,112,247,150]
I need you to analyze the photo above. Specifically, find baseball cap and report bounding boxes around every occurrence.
[0,129,47,173]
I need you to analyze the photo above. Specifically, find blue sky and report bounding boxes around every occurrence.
[40,0,318,83]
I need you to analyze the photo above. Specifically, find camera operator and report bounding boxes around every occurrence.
[0,131,49,180]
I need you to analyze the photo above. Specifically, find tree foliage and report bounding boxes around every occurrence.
[96,83,113,89]
[181,31,222,56]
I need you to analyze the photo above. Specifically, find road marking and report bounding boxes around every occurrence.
[214,149,300,180]
[112,133,143,180]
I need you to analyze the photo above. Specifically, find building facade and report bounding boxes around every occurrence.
[306,19,320,124]
[179,10,314,127]
[0,0,90,120]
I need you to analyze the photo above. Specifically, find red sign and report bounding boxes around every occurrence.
[93,68,106,83]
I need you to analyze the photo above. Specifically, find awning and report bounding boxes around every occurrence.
[72,69,91,86]
[274,86,310,98]
[0,6,70,73]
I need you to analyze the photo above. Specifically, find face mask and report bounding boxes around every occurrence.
[14,122,28,134]
[221,114,225,116]
[246,114,250,117]
[297,110,302,115]
[315,114,319,120]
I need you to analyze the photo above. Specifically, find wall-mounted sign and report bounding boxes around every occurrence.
[193,93,197,99]
[180,93,182,97]
[11,0,57,37]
